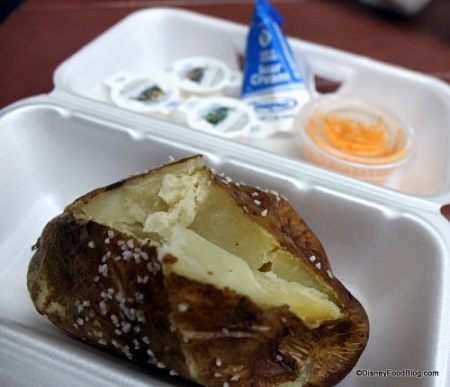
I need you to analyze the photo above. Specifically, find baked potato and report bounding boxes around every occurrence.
[27,154,369,386]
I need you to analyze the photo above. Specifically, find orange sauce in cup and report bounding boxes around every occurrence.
[306,112,404,164]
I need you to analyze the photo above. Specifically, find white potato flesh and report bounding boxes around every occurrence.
[161,225,340,328]
[77,157,341,328]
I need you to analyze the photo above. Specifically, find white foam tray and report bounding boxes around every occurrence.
[1,8,450,387]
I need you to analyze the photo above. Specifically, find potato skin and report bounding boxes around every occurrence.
[27,158,369,387]
[28,213,191,377]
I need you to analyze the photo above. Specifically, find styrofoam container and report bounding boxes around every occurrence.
[1,8,450,387]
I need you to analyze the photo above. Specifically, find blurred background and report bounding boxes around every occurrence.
[1,0,24,22]
[0,0,449,108]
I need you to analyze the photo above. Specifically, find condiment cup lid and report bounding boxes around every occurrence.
[104,71,181,115]
[174,96,260,139]
[164,57,234,96]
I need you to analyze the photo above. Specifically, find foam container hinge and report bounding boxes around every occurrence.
[1,7,450,387]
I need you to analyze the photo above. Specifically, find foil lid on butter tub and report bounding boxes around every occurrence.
[104,71,181,119]
[164,57,242,98]
[171,96,259,139]
[241,0,310,136]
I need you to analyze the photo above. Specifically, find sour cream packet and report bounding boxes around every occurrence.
[241,0,310,137]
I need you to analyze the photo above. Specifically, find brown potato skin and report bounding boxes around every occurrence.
[28,213,191,377]
[27,158,369,387]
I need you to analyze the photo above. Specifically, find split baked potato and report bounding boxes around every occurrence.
[27,155,369,386]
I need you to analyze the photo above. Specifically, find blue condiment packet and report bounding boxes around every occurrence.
[241,0,310,137]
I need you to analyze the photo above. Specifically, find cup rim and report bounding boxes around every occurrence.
[295,94,415,171]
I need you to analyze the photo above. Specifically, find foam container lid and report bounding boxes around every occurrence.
[1,8,450,387]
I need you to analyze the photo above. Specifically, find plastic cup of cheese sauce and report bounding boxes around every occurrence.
[295,95,414,183]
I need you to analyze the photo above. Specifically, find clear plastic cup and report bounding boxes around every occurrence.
[294,95,414,183]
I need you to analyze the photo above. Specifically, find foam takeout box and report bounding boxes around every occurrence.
[1,8,450,387]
